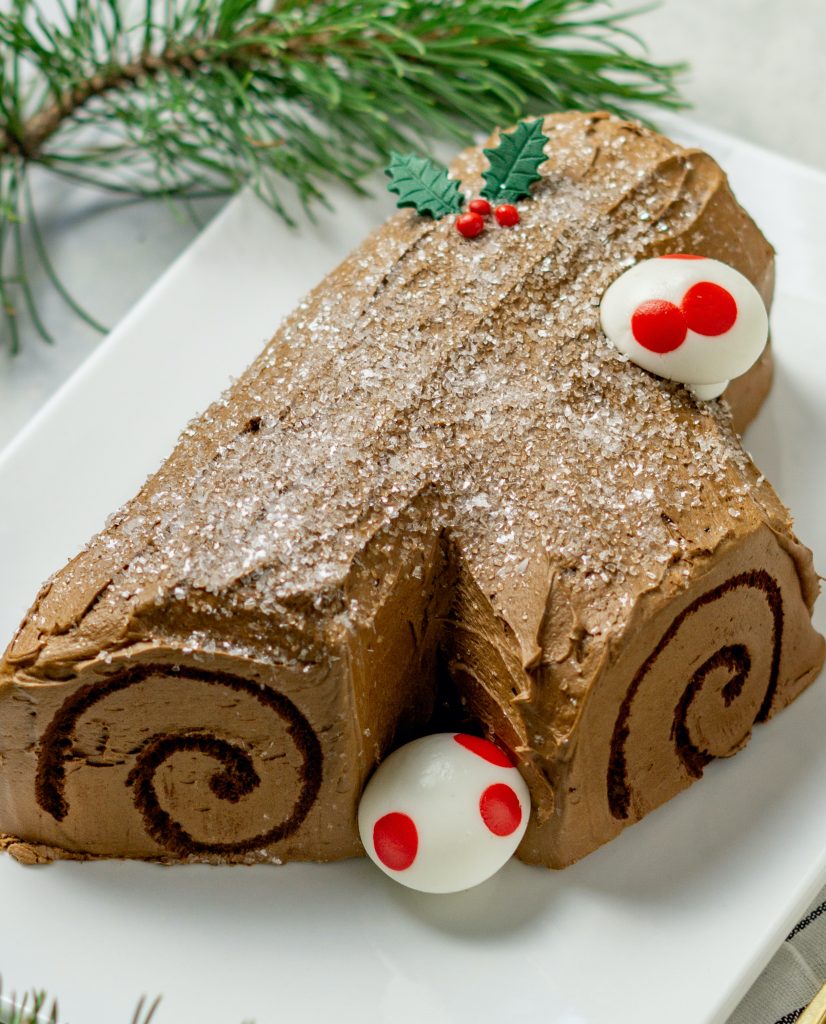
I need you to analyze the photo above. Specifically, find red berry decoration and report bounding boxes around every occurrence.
[468,198,492,216]
[456,211,485,238]
[494,203,520,227]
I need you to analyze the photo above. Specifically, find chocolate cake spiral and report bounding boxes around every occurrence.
[607,570,783,821]
[0,112,822,869]
[35,664,323,856]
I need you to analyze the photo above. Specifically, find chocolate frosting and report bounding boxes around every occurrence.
[0,112,822,868]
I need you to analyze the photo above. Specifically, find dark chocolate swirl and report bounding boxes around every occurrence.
[36,664,323,855]
[608,571,783,820]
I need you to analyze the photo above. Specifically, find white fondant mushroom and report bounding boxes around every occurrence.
[599,255,769,399]
[357,732,531,893]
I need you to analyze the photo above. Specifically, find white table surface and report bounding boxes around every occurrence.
[0,0,824,451]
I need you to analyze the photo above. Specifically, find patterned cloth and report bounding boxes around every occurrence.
[729,884,826,1023]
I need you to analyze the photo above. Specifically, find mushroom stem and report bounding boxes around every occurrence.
[689,381,729,401]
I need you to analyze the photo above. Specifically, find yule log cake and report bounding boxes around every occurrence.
[0,111,822,871]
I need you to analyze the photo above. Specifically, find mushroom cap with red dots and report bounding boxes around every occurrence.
[357,733,531,893]
[599,255,769,388]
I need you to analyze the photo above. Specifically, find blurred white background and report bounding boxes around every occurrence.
[615,0,826,171]
[0,0,824,449]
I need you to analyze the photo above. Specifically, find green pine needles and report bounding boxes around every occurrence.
[0,988,58,1024]
[0,0,686,350]
[0,986,161,1024]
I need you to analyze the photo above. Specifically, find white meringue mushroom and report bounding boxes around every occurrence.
[599,255,769,400]
[358,732,531,894]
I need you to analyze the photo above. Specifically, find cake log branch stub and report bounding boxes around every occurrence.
[517,524,824,868]
[609,568,784,821]
[0,111,823,868]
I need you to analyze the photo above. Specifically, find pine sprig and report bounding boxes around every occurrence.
[0,984,161,1024]
[0,987,58,1024]
[0,0,686,351]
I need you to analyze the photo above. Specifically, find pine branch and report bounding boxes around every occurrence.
[0,982,161,1024]
[0,979,58,1024]
[0,0,686,351]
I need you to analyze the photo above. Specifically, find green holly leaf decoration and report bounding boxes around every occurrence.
[385,151,465,220]
[480,118,550,204]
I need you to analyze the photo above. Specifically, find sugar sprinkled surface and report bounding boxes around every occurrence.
[32,113,772,669]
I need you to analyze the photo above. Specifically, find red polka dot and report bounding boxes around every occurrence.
[659,253,705,260]
[631,299,687,353]
[681,281,737,336]
[373,812,418,871]
[454,733,514,767]
[479,784,522,837]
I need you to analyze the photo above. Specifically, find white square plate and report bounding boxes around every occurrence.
[1,116,825,1024]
